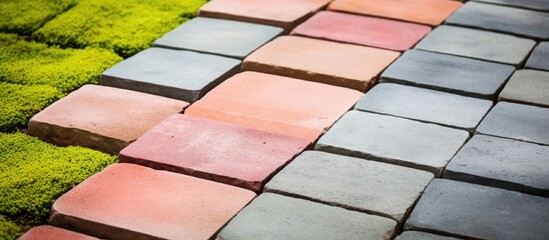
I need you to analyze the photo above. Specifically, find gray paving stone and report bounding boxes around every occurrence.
[499,69,549,107]
[354,83,492,131]
[447,2,549,40]
[405,179,549,240]
[217,193,397,240]
[444,135,549,197]
[264,151,434,223]
[154,17,282,59]
[415,25,536,66]
[315,111,469,176]
[474,0,549,12]
[476,102,549,145]
[395,231,462,240]
[380,50,514,99]
[100,48,240,103]
[526,42,549,71]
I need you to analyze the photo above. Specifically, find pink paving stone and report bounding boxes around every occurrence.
[291,11,431,51]
[119,114,310,192]
[49,163,256,240]
[27,85,188,155]
[18,226,98,240]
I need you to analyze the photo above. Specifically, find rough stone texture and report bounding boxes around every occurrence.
[291,11,431,51]
[316,111,469,176]
[186,72,363,141]
[27,85,188,155]
[415,25,536,66]
[405,179,549,240]
[119,114,309,192]
[395,231,461,240]
[264,151,434,223]
[476,102,549,145]
[100,48,240,103]
[475,0,549,12]
[328,0,462,26]
[380,50,514,99]
[216,193,397,240]
[444,135,549,197]
[243,36,400,91]
[18,226,99,240]
[526,42,549,71]
[499,70,549,107]
[446,2,549,40]
[50,163,256,240]
[354,83,492,131]
[154,17,282,59]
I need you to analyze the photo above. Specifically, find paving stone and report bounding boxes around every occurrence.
[19,226,99,240]
[186,72,363,141]
[119,114,309,192]
[153,17,282,59]
[526,42,549,71]
[100,48,240,103]
[476,102,549,145]
[315,111,469,176]
[264,151,434,223]
[474,0,549,12]
[243,36,400,91]
[380,50,514,99]
[290,11,431,51]
[415,25,536,66]
[499,70,549,107]
[396,231,462,240]
[328,0,462,26]
[405,179,549,239]
[50,163,256,240]
[446,2,549,40]
[354,83,492,131]
[28,85,188,155]
[444,135,549,197]
[217,193,397,240]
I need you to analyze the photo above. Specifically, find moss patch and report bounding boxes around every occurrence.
[0,215,23,240]
[0,0,76,35]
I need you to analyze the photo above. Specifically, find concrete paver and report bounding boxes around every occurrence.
[18,226,99,240]
[475,0,549,12]
[526,42,549,71]
[395,231,461,240]
[499,69,549,107]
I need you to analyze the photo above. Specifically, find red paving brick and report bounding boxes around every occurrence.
[119,114,309,192]
[291,11,431,51]
[243,36,400,91]
[50,163,255,240]
[18,226,98,240]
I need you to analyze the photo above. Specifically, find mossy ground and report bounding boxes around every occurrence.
[0,216,23,240]
[0,0,76,35]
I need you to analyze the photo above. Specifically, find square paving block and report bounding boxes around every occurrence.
[50,163,256,240]
[499,69,549,107]
[316,111,469,176]
[405,179,549,239]
[264,151,434,223]
[291,11,431,51]
[153,17,283,59]
[119,114,309,192]
[100,48,241,103]
[18,226,98,240]
[380,50,515,99]
[243,36,400,91]
[526,42,549,71]
[355,83,492,131]
[186,71,363,141]
[395,231,461,240]
[217,193,397,240]
[475,0,549,12]
[28,85,188,155]
[415,25,536,66]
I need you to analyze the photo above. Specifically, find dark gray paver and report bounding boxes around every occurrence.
[380,50,514,99]
[264,151,434,223]
[354,83,492,131]
[447,2,549,40]
[526,42,549,71]
[100,48,241,103]
[474,0,549,12]
[444,135,549,197]
[476,102,549,145]
[405,179,549,240]
[499,69,549,107]
[154,17,283,59]
[316,111,469,176]
[395,231,462,240]
[217,193,397,240]
[415,25,536,66]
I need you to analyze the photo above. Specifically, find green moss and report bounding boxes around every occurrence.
[0,215,23,240]
[0,0,76,35]
[0,133,117,225]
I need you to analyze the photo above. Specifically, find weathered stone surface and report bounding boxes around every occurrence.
[243,36,400,91]
[405,179,549,240]
[415,25,536,66]
[19,226,99,240]
[216,193,397,240]
[499,70,549,107]
[27,85,188,155]
[526,42,549,71]
[475,0,549,12]
[380,50,514,99]
[100,48,240,103]
[395,231,461,240]
[476,102,549,145]
[315,111,469,176]
[50,163,256,240]
[354,83,492,131]
[264,151,434,223]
